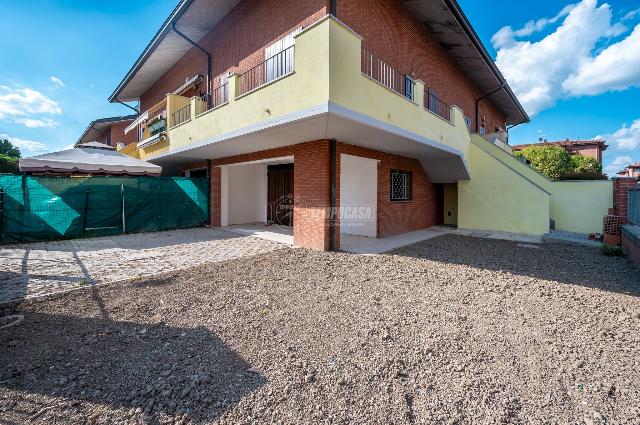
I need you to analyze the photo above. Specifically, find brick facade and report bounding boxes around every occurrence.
[336,143,440,238]
[139,0,506,132]
[208,140,439,250]
[90,121,137,148]
[338,0,505,133]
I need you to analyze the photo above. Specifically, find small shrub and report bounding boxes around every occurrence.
[0,154,19,174]
[601,244,624,257]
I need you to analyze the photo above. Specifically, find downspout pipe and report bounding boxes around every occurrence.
[117,100,139,115]
[171,22,212,107]
[475,84,504,133]
[330,0,337,16]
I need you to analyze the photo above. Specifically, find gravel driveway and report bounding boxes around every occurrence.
[0,227,285,304]
[1,235,639,424]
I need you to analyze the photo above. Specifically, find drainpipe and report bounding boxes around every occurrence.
[330,0,337,16]
[171,22,212,107]
[475,83,505,133]
[116,100,139,115]
[329,139,337,251]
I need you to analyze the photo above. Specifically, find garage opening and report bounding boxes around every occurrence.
[220,157,294,244]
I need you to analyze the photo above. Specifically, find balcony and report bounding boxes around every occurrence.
[133,16,472,182]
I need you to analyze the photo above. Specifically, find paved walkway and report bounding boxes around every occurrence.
[0,228,286,304]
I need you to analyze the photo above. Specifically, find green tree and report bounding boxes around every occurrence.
[570,155,602,175]
[517,145,572,180]
[0,138,21,158]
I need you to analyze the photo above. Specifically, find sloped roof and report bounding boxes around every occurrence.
[76,115,137,147]
[108,0,528,125]
[19,144,162,176]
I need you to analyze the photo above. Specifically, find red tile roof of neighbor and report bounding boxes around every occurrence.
[512,140,608,151]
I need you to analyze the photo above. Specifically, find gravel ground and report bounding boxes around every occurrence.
[1,235,639,424]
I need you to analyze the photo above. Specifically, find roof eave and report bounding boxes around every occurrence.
[108,0,193,103]
[441,0,529,125]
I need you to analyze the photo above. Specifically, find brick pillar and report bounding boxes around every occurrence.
[293,140,335,251]
[613,177,637,224]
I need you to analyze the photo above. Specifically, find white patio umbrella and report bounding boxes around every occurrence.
[19,142,161,176]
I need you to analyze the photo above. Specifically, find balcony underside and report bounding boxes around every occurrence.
[148,102,470,183]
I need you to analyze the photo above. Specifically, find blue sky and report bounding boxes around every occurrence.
[1,0,639,175]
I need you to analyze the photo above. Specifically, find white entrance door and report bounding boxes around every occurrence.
[340,154,378,237]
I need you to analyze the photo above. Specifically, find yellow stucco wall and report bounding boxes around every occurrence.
[550,180,612,234]
[459,137,551,235]
[461,135,613,236]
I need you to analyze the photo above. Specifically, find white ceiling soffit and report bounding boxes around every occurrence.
[402,0,529,125]
[110,0,241,103]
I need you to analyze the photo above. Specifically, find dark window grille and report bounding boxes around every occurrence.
[390,170,412,201]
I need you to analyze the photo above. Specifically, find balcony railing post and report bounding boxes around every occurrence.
[229,73,239,100]
[414,80,425,106]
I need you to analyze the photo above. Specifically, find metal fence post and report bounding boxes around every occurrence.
[121,183,126,234]
[82,189,89,235]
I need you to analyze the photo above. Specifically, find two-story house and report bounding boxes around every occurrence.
[109,0,535,250]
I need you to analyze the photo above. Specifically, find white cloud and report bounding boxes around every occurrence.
[0,86,62,128]
[604,155,633,175]
[0,134,48,154]
[563,24,640,95]
[596,119,640,151]
[50,76,65,88]
[493,0,639,116]
[622,8,640,21]
[13,118,58,128]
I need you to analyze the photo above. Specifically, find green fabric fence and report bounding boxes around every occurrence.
[0,175,209,244]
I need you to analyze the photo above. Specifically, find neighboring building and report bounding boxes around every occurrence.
[617,163,640,178]
[512,139,609,165]
[76,115,138,148]
[105,0,611,250]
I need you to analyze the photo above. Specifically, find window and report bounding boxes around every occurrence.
[390,170,411,201]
